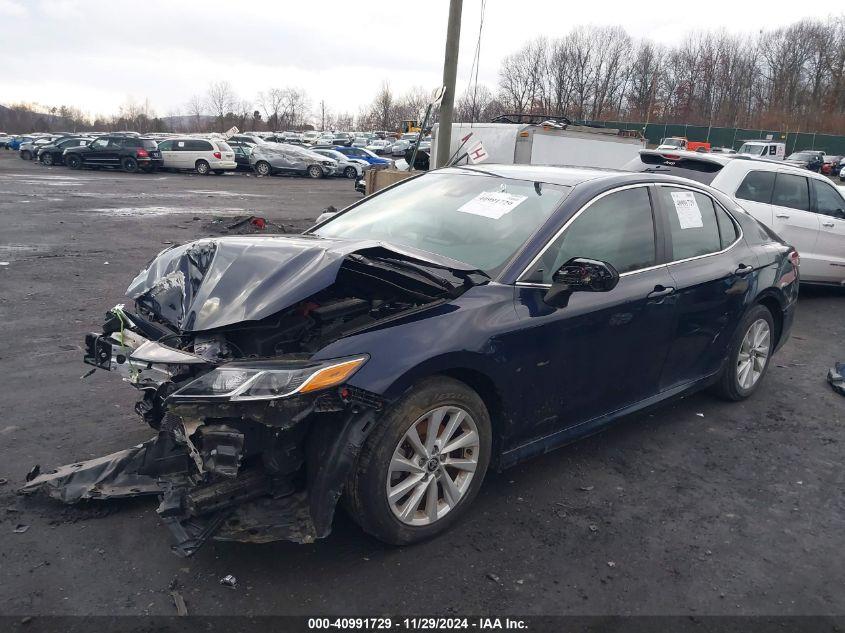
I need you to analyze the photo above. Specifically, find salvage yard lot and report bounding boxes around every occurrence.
[0,151,844,616]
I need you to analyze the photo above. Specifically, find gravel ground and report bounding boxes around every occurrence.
[0,151,843,617]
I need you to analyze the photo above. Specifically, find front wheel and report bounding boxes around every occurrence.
[255,161,271,176]
[343,166,358,179]
[713,304,775,401]
[41,153,54,166]
[307,164,324,179]
[66,154,82,169]
[345,376,492,545]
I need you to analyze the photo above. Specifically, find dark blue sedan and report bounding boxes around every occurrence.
[24,165,799,555]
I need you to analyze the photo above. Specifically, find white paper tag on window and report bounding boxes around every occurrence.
[671,191,703,229]
[457,191,527,219]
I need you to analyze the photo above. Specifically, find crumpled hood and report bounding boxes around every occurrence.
[126,235,482,332]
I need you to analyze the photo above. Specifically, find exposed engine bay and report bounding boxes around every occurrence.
[20,236,487,556]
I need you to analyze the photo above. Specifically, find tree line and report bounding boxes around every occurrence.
[482,16,845,134]
[2,15,844,135]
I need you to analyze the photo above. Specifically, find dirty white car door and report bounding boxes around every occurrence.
[809,178,845,283]
[770,172,824,280]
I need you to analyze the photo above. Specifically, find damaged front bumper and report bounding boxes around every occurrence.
[20,308,379,557]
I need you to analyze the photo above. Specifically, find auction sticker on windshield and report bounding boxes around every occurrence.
[671,190,703,229]
[457,191,528,220]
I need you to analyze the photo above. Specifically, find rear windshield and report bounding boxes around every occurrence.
[217,141,233,152]
[622,153,724,185]
[141,140,158,150]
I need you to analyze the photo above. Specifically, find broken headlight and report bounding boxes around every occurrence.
[168,356,367,402]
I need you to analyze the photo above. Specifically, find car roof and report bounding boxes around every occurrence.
[435,164,622,186]
[636,148,836,182]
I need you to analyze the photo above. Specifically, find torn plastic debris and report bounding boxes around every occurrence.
[828,362,845,396]
[19,408,375,557]
[19,442,160,503]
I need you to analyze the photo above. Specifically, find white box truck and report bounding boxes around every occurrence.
[430,120,646,169]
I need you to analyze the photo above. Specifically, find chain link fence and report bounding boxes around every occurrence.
[574,120,845,155]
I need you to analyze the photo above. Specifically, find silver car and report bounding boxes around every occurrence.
[250,143,337,178]
[391,139,411,157]
[311,148,369,179]
[19,136,60,160]
[366,139,393,155]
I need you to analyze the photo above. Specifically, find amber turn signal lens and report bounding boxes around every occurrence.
[299,358,367,394]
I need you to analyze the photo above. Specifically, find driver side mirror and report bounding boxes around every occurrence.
[543,257,620,308]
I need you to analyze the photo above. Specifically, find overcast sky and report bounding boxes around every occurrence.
[0,0,834,121]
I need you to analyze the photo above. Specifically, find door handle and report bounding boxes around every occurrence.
[775,213,790,219]
[734,263,754,276]
[647,285,675,300]
[822,221,835,228]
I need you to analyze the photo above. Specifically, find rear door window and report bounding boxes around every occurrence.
[810,178,845,218]
[186,140,212,151]
[772,173,810,211]
[622,154,724,185]
[658,187,722,260]
[715,205,739,248]
[735,170,775,204]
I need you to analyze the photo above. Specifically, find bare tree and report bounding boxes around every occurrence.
[207,81,237,130]
[185,94,205,131]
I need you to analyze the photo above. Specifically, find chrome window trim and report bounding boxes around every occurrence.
[514,181,744,289]
[654,182,744,266]
[515,183,653,284]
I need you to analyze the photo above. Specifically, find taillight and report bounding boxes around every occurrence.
[789,250,800,267]
[136,149,149,158]
[213,151,221,159]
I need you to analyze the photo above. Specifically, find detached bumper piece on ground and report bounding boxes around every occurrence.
[19,236,481,556]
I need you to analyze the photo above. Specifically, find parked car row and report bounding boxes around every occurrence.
[12,132,397,179]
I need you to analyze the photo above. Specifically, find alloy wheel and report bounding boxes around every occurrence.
[386,405,480,526]
[737,318,770,390]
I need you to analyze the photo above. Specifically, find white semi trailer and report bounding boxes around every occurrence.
[430,120,646,169]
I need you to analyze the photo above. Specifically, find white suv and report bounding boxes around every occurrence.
[625,150,845,285]
[158,138,237,175]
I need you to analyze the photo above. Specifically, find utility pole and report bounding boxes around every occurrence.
[435,0,463,168]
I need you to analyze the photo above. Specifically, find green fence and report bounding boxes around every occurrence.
[576,119,845,155]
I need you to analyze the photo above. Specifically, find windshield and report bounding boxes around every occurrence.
[738,143,765,156]
[313,172,570,273]
[788,152,813,160]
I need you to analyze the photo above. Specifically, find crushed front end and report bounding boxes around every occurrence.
[23,303,379,556]
[20,236,485,556]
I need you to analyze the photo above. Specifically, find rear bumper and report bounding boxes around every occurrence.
[775,297,796,353]
[210,160,237,170]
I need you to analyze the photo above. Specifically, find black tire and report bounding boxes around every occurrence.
[345,376,492,545]
[65,154,82,170]
[255,161,271,176]
[41,153,54,166]
[195,160,210,175]
[20,150,31,160]
[713,304,775,401]
[121,156,138,173]
[307,164,324,179]
[343,166,358,179]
